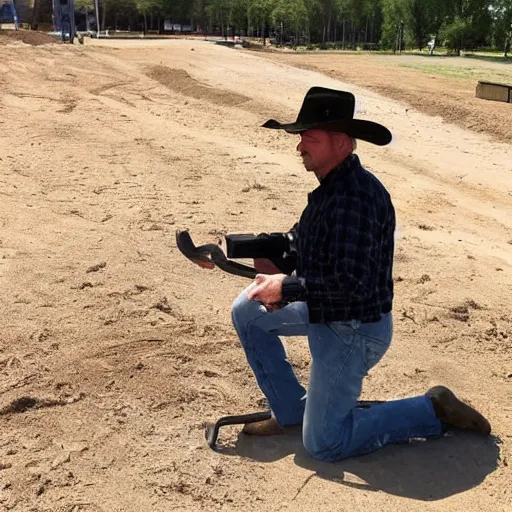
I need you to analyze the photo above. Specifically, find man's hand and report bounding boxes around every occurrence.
[247,273,286,310]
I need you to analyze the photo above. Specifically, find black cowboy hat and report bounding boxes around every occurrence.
[262,87,392,146]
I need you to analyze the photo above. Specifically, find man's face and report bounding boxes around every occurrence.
[297,129,334,173]
[296,129,352,178]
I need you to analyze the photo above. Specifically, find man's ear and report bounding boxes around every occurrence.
[334,132,353,154]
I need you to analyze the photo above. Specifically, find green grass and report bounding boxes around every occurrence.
[463,52,512,64]
[398,62,512,83]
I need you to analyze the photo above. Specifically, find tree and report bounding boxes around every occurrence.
[407,0,432,50]
[440,0,493,54]
[231,0,250,36]
[491,0,512,56]
[272,0,309,43]
[248,0,276,45]
[136,0,162,33]
[205,0,232,37]
[380,0,406,50]
[29,0,508,54]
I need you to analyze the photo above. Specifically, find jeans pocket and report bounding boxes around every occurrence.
[363,335,390,371]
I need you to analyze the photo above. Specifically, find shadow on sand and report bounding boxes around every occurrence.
[217,428,500,501]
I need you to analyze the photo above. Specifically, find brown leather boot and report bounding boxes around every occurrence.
[242,417,286,436]
[427,386,491,435]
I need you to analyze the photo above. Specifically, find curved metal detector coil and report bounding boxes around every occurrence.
[205,411,272,449]
[205,400,385,450]
[176,230,257,279]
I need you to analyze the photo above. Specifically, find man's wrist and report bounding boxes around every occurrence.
[281,276,308,302]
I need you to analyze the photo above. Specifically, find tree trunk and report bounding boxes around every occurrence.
[31,0,40,30]
[364,16,368,43]
[326,1,332,43]
[101,0,106,31]
[342,18,345,49]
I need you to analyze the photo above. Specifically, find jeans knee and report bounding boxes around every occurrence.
[303,431,327,461]
[231,287,262,338]
[303,423,347,462]
[303,437,346,462]
[303,418,321,457]
[231,289,250,327]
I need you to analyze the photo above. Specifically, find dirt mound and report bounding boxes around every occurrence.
[147,66,250,107]
[0,29,60,46]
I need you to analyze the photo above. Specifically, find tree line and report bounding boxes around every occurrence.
[53,0,512,54]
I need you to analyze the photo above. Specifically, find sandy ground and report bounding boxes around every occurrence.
[0,37,511,512]
[258,50,512,143]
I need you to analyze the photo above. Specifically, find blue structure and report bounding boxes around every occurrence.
[52,0,75,42]
[0,0,19,29]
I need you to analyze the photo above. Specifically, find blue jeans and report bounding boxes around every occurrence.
[232,286,442,462]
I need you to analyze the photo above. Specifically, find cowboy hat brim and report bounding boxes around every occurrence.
[262,118,392,146]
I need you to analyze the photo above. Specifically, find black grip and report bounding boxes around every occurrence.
[226,233,290,259]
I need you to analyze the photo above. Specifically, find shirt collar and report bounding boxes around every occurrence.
[319,153,360,188]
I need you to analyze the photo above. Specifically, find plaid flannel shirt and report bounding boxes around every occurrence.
[282,154,395,324]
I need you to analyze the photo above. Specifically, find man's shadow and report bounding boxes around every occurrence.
[217,428,501,501]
